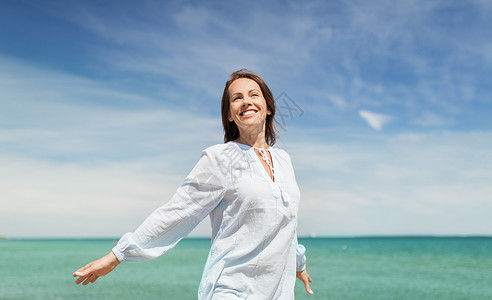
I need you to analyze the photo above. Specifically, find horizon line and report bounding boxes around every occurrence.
[2,234,491,240]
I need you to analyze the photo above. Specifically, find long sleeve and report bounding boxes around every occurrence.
[112,148,227,262]
[296,243,307,272]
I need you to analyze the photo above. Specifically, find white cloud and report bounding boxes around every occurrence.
[0,151,176,237]
[282,129,492,236]
[328,95,348,110]
[358,109,392,130]
[413,111,454,127]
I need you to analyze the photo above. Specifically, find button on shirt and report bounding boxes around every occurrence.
[112,141,307,299]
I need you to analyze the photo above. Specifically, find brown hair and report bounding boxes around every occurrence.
[221,69,277,146]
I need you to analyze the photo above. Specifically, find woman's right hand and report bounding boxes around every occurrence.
[72,251,120,285]
[296,269,313,295]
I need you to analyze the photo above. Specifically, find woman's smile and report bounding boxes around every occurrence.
[240,109,258,117]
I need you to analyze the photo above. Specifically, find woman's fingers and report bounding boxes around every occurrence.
[78,274,99,285]
[73,262,92,277]
[296,270,314,294]
[74,274,88,285]
[73,263,95,285]
[83,274,97,286]
[82,274,92,286]
[303,278,314,295]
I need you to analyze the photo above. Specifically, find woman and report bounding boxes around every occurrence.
[73,69,313,299]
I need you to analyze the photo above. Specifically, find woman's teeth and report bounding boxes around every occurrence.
[242,110,256,116]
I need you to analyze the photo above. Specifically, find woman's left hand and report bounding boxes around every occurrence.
[296,269,313,294]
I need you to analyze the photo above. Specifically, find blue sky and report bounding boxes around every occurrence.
[1,0,491,237]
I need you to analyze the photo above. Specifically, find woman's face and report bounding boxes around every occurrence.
[228,78,270,134]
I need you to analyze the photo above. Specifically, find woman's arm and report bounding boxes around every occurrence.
[111,149,226,262]
[73,148,227,285]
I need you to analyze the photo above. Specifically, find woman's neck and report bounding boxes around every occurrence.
[235,128,269,149]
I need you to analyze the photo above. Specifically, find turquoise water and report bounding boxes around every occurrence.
[0,237,491,299]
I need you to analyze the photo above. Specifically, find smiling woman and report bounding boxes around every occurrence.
[72,69,313,299]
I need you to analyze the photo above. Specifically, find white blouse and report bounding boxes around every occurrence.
[112,141,307,299]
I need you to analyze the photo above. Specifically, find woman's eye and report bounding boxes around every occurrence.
[252,93,259,97]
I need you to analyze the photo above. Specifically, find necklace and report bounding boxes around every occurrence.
[255,148,274,179]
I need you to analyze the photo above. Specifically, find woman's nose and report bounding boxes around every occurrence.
[242,96,253,105]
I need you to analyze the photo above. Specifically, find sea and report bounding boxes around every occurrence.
[0,237,490,300]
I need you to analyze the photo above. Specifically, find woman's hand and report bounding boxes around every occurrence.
[72,251,120,285]
[296,269,313,294]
